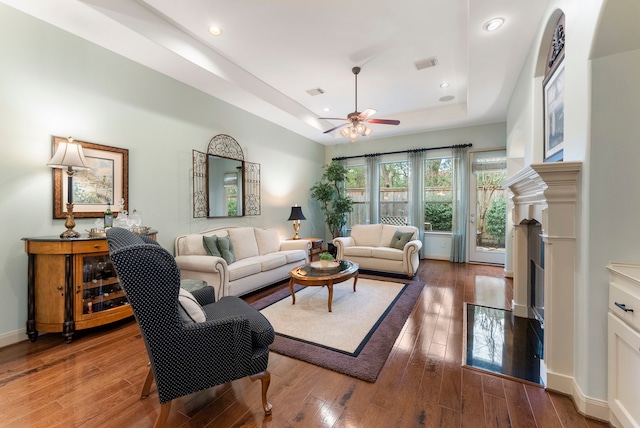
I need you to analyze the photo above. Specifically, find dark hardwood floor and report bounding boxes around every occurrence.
[0,260,609,427]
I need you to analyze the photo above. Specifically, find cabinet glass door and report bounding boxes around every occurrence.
[81,255,129,315]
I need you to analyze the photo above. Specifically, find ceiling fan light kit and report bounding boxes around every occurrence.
[321,66,400,142]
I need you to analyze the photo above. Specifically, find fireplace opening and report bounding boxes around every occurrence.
[527,221,544,328]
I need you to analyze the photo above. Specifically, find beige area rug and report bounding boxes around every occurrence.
[259,278,405,353]
[251,276,424,382]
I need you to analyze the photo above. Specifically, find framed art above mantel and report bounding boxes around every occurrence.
[52,136,128,219]
[543,58,565,163]
[543,13,565,163]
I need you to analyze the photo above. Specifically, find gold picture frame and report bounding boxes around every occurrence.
[52,136,128,219]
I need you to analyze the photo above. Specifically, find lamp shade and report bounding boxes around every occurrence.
[47,137,90,170]
[287,206,306,221]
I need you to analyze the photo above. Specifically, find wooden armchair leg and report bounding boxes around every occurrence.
[154,402,171,428]
[141,363,154,398]
[249,370,273,416]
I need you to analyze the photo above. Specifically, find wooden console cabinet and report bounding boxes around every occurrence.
[23,232,156,343]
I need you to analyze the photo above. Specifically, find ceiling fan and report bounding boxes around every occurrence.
[320,66,400,141]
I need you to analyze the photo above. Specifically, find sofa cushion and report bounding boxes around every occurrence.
[351,224,383,247]
[228,227,259,260]
[202,235,222,257]
[216,235,236,265]
[254,254,287,271]
[278,249,307,264]
[389,230,414,249]
[371,247,404,261]
[344,246,373,257]
[178,287,206,323]
[183,234,208,256]
[254,228,281,255]
[228,259,261,281]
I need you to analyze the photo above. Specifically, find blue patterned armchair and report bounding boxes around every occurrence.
[105,228,274,427]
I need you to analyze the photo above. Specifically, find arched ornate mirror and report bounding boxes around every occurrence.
[192,134,260,218]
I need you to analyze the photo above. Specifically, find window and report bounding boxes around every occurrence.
[379,161,409,226]
[424,157,453,231]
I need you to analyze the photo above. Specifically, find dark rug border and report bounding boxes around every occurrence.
[251,277,424,382]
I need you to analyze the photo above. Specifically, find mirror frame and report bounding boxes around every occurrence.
[192,134,261,218]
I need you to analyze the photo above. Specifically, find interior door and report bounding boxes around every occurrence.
[468,150,507,264]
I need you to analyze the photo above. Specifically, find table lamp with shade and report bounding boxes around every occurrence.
[287,205,306,240]
[47,137,91,238]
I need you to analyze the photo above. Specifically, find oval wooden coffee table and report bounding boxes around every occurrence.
[288,260,359,312]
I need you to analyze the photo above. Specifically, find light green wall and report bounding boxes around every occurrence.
[0,4,325,344]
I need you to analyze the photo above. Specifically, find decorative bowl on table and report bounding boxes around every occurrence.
[86,228,106,238]
[310,261,340,272]
[131,226,151,235]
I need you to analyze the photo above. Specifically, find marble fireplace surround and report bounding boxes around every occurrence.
[504,162,582,395]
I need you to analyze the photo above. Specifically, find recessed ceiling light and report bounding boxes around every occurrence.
[440,82,450,89]
[208,26,222,36]
[483,18,505,32]
[439,95,455,102]
[324,107,330,112]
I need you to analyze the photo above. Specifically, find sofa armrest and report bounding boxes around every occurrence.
[403,239,423,277]
[280,239,311,252]
[191,286,216,306]
[175,255,227,299]
[333,236,355,260]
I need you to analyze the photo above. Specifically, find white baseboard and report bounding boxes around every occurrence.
[571,380,610,422]
[543,364,609,422]
[512,301,529,318]
[424,255,449,261]
[0,327,28,349]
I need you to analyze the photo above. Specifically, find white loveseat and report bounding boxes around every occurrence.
[174,227,310,298]
[333,224,422,277]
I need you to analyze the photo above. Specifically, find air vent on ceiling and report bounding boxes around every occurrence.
[306,88,325,96]
[415,57,438,70]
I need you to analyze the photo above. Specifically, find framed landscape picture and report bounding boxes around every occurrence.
[543,58,565,162]
[52,136,128,219]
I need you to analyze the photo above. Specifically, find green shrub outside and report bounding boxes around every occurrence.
[485,196,506,242]
[425,203,452,231]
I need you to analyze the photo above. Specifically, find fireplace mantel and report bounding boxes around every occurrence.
[505,162,582,229]
[504,161,582,393]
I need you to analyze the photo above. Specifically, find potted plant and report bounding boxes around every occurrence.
[317,251,338,269]
[310,161,353,253]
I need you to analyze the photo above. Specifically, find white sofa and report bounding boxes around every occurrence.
[333,224,422,277]
[174,227,310,298]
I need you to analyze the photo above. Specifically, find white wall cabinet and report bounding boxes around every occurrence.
[608,263,640,428]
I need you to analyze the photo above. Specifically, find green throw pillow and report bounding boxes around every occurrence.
[389,230,414,250]
[216,235,236,265]
[202,235,222,257]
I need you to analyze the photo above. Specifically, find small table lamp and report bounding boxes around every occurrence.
[47,137,91,238]
[287,205,306,240]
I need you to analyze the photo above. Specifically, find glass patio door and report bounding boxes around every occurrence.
[468,150,507,264]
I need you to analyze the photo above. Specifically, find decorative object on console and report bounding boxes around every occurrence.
[287,205,306,240]
[47,137,91,238]
[52,136,129,219]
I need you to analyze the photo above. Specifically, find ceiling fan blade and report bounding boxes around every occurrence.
[367,118,400,126]
[323,122,351,134]
[358,108,377,120]
[318,117,348,121]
